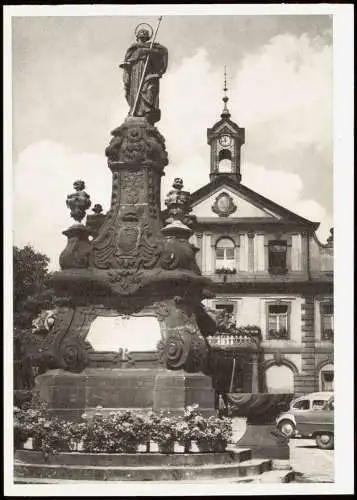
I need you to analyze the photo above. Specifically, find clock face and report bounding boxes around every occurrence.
[219,134,232,147]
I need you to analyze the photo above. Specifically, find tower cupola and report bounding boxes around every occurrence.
[207,67,245,183]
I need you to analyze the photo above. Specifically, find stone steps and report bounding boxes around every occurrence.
[14,469,295,485]
[14,448,272,482]
[15,448,252,467]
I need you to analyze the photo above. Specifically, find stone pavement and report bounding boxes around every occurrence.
[289,438,334,483]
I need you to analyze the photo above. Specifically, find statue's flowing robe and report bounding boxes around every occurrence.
[120,41,168,123]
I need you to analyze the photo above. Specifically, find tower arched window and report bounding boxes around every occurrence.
[218,149,232,173]
[215,238,235,270]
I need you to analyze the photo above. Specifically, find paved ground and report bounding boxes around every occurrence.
[289,438,334,483]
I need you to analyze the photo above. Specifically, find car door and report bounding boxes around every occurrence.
[295,398,334,436]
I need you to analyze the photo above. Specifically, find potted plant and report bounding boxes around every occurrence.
[176,404,203,452]
[205,415,232,452]
[151,412,177,453]
[189,413,210,452]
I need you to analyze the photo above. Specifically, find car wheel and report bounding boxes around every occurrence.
[277,419,296,438]
[315,433,334,450]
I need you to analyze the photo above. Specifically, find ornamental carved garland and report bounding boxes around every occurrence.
[105,122,168,168]
[211,192,237,217]
[120,169,145,205]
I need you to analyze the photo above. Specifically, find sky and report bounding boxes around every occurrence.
[11,13,333,270]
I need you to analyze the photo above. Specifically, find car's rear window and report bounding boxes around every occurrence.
[312,399,326,409]
[292,399,310,410]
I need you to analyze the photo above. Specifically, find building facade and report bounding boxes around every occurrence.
[188,91,333,397]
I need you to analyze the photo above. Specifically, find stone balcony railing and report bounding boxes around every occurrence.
[207,334,260,349]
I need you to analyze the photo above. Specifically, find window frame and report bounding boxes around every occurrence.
[266,300,291,340]
[267,239,288,275]
[320,302,334,341]
[292,398,310,410]
[215,237,236,271]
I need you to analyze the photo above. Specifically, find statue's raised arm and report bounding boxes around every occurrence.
[119,21,168,125]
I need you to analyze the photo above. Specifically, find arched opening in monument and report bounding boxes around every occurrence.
[264,364,294,393]
[86,315,162,353]
[218,149,233,173]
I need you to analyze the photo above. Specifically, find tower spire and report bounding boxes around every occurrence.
[221,65,231,119]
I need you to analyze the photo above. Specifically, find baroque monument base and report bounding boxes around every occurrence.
[36,367,215,419]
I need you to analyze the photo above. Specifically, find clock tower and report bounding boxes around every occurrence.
[207,69,245,183]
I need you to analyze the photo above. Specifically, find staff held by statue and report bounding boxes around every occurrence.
[130,16,163,117]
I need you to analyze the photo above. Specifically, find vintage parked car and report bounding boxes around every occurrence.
[276,392,333,439]
[294,396,334,449]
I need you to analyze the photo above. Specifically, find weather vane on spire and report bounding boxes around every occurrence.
[223,65,228,95]
[221,65,231,119]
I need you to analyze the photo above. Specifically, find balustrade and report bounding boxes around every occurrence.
[207,334,258,347]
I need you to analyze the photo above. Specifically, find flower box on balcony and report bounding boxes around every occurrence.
[215,268,237,275]
[268,266,288,276]
[267,328,289,340]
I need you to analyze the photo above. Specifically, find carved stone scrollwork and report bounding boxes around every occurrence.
[120,169,145,205]
[57,336,93,373]
[157,331,190,370]
[107,268,145,296]
[157,327,208,373]
[105,120,168,169]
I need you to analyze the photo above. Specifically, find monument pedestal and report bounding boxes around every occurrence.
[153,370,215,416]
[36,367,215,419]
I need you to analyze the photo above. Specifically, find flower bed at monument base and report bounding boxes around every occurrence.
[14,398,232,457]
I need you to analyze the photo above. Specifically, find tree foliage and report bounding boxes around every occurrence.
[13,244,53,329]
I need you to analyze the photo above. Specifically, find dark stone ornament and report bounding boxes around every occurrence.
[157,326,208,373]
[105,120,168,168]
[107,268,145,296]
[160,179,200,274]
[157,331,190,370]
[57,337,93,373]
[164,178,196,228]
[59,225,92,269]
[86,204,106,239]
[66,180,92,223]
[211,191,237,217]
[59,181,93,270]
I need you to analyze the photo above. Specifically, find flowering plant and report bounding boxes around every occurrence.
[82,410,148,453]
[150,411,177,447]
[215,267,237,275]
[14,400,233,455]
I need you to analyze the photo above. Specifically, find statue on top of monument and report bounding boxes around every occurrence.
[119,19,168,125]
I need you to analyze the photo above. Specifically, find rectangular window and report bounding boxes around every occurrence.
[216,248,224,260]
[215,304,234,313]
[268,240,288,275]
[321,303,334,341]
[226,247,235,260]
[215,304,236,331]
[267,303,290,339]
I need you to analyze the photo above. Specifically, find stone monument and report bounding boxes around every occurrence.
[33,20,217,419]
